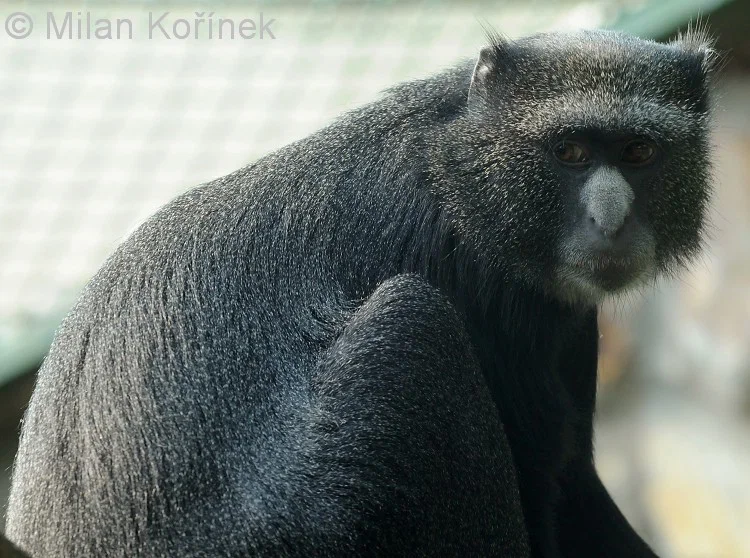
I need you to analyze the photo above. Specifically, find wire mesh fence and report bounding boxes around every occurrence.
[0,0,632,379]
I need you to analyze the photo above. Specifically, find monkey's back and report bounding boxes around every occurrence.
[5,179,312,555]
[6,64,474,556]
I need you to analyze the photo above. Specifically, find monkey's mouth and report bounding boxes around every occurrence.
[557,231,657,301]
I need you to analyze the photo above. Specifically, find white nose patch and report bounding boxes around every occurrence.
[580,166,635,236]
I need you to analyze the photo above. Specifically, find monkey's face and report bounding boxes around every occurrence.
[548,131,663,303]
[434,29,716,306]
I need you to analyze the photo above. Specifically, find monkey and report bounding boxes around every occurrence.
[5,28,717,557]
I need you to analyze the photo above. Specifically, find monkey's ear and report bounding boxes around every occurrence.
[670,22,722,81]
[468,36,510,107]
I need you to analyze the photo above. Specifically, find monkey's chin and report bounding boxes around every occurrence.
[552,262,651,307]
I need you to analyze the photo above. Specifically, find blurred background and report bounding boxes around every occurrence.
[0,0,748,556]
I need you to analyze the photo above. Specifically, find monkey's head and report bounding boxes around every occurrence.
[431,29,718,306]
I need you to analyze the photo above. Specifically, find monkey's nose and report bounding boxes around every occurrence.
[587,211,630,239]
[585,211,634,255]
[580,166,635,247]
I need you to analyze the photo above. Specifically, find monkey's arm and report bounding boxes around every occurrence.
[303,274,531,556]
[556,313,658,558]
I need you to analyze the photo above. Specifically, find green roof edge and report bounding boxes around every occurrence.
[609,0,734,38]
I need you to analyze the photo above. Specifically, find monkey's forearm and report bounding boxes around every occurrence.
[557,461,658,558]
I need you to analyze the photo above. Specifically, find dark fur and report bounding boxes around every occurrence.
[7,29,716,557]
[0,534,29,558]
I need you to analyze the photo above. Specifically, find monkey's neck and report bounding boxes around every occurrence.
[377,189,588,338]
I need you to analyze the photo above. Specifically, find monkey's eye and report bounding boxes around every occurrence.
[553,140,590,167]
[621,140,656,165]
